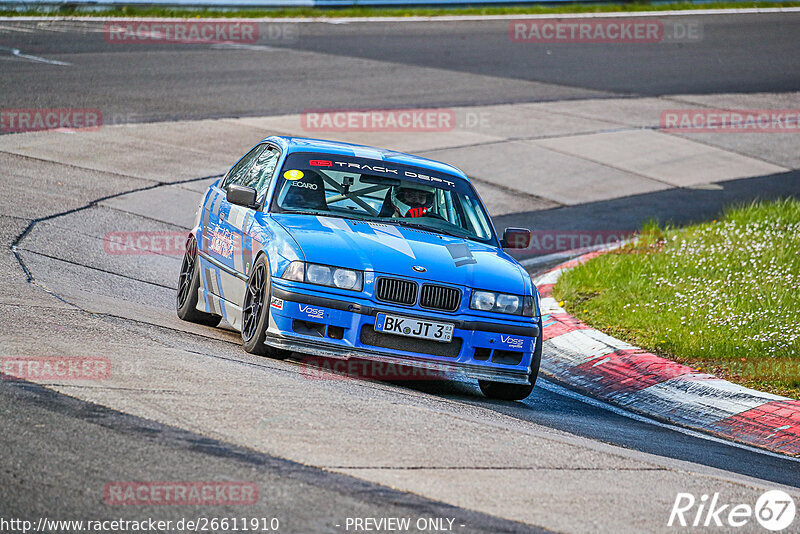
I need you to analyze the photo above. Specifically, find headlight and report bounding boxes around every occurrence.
[332,268,359,290]
[306,264,332,286]
[471,291,496,311]
[496,293,521,314]
[523,295,537,318]
[282,261,305,282]
[281,261,363,291]
[470,290,530,316]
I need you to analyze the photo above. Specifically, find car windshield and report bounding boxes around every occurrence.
[270,151,496,244]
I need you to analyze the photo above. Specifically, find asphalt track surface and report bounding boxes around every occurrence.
[1,13,800,533]
[0,13,798,121]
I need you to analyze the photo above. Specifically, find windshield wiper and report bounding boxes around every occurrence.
[284,211,486,243]
[388,219,470,240]
[280,210,364,222]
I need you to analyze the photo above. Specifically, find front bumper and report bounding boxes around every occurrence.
[266,281,540,385]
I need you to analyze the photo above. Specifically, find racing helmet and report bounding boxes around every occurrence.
[391,183,436,218]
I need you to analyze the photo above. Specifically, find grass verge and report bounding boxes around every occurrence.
[1,1,798,18]
[553,199,800,399]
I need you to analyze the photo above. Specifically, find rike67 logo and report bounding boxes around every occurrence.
[669,490,796,531]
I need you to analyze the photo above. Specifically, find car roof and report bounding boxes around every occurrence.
[263,136,471,182]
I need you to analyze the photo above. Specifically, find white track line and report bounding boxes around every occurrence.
[1,7,799,23]
[0,45,70,65]
[209,42,279,51]
[0,23,37,32]
[537,378,800,464]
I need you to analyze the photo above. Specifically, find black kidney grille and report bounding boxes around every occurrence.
[420,284,461,312]
[375,277,417,306]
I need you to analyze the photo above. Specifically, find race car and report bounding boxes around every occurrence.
[177,136,542,400]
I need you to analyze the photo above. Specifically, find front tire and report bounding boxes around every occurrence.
[478,317,542,401]
[241,254,288,359]
[176,235,221,327]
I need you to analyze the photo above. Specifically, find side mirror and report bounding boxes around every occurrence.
[227,184,257,208]
[501,227,531,249]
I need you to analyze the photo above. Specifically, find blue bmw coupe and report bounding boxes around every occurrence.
[177,136,541,400]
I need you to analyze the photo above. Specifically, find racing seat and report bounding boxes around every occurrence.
[282,170,328,211]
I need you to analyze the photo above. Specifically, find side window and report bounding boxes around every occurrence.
[222,144,266,189]
[242,146,280,198]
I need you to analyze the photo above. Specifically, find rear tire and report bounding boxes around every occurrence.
[478,317,542,401]
[176,235,222,327]
[241,254,289,359]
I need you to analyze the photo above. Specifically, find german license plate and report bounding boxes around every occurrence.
[374,313,454,343]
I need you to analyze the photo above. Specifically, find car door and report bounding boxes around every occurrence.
[201,144,265,304]
[216,144,281,309]
[225,143,281,276]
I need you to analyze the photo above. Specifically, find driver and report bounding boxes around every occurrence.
[391,184,435,218]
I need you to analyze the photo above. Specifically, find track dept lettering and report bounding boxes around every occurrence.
[325,161,457,188]
[0,108,102,133]
[301,109,455,132]
[660,109,800,133]
[104,481,258,506]
[103,22,258,44]
[331,162,398,174]
[510,19,662,43]
[1,357,111,380]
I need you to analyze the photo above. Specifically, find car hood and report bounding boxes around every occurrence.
[272,214,527,293]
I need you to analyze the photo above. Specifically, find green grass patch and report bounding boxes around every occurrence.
[2,1,798,18]
[554,199,800,399]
